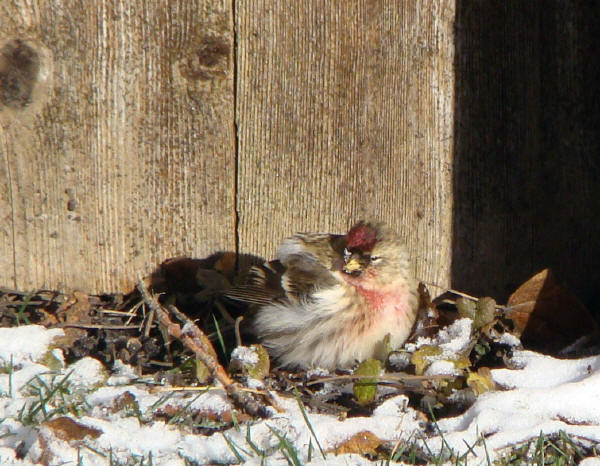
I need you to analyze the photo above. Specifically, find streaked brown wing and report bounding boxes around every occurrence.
[224,260,287,305]
[224,253,339,306]
[226,230,346,307]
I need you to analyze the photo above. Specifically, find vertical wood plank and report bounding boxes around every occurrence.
[0,1,235,292]
[236,1,455,288]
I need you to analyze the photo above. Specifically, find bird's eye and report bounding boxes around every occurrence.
[370,255,382,263]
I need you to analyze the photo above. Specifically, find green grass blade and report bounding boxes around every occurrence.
[267,424,302,466]
[222,433,246,463]
[16,293,33,326]
[212,314,228,360]
[168,391,205,425]
[293,388,326,460]
[245,425,266,457]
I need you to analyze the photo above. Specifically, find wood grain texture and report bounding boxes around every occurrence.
[452,1,600,307]
[236,1,455,289]
[0,1,235,293]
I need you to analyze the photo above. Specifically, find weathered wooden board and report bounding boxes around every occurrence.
[0,1,235,293]
[236,1,455,289]
[2,0,597,307]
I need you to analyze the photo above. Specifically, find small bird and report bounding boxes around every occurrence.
[226,221,418,369]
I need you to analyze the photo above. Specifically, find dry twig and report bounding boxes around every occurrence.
[306,373,453,386]
[136,279,269,418]
[57,324,142,330]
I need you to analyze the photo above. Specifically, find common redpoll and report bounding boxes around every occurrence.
[226,221,418,369]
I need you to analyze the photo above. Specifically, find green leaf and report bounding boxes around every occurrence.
[352,358,382,405]
[410,345,442,375]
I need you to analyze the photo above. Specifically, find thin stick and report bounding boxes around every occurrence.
[423,281,507,310]
[136,280,269,418]
[235,316,244,348]
[151,385,266,395]
[143,306,155,338]
[306,373,453,386]
[99,309,140,316]
[57,323,142,330]
[147,360,175,367]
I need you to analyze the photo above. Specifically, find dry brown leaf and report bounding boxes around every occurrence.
[43,417,102,442]
[505,269,598,353]
[54,290,92,346]
[408,283,441,340]
[55,290,92,324]
[331,430,383,455]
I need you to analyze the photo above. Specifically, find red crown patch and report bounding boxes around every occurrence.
[346,222,378,251]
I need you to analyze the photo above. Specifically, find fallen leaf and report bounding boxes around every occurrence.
[196,357,211,383]
[409,283,441,340]
[410,345,442,375]
[228,344,270,380]
[52,290,91,326]
[505,269,599,353]
[466,367,496,395]
[451,356,472,370]
[474,297,496,329]
[456,297,476,320]
[456,296,496,329]
[353,359,382,405]
[54,291,92,349]
[43,417,102,441]
[332,430,383,455]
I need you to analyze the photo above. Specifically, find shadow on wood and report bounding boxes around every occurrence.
[452,1,600,314]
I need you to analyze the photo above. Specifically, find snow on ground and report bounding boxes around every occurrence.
[0,324,599,464]
[428,350,600,460]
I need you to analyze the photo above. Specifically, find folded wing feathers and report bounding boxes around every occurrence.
[225,232,345,306]
[224,260,286,305]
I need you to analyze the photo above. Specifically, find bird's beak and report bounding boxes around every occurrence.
[343,256,364,275]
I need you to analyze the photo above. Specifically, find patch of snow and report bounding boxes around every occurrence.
[372,394,410,417]
[387,350,411,370]
[581,458,600,466]
[29,426,103,466]
[264,395,423,461]
[2,322,600,464]
[231,345,259,365]
[427,352,600,462]
[67,356,106,388]
[307,367,331,378]
[492,350,600,389]
[178,430,244,464]
[0,326,64,365]
[0,363,51,397]
[0,419,36,454]
[498,332,521,347]
[187,390,230,414]
[90,417,182,458]
[436,318,473,354]
[107,359,138,385]
[0,446,35,465]
[425,359,461,376]
[407,318,473,357]
[246,377,265,389]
